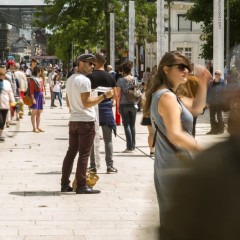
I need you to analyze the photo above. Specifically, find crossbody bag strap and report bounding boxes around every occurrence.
[151,116,179,152]
[30,77,41,89]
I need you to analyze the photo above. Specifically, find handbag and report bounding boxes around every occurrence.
[72,171,99,192]
[152,117,192,166]
[22,94,33,106]
[22,77,40,106]
[125,78,142,102]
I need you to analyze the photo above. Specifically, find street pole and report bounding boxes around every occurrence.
[110,13,115,71]
[129,1,135,76]
[72,41,74,68]
[213,0,224,75]
[157,0,165,64]
[226,0,230,74]
[168,1,171,52]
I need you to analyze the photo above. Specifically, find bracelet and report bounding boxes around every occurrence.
[102,93,107,99]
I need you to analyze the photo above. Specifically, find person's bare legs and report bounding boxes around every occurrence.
[36,110,43,131]
[31,109,38,132]
[147,125,155,155]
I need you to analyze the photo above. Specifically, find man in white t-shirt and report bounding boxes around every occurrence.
[61,53,114,194]
[14,63,28,117]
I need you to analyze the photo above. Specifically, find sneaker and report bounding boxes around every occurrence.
[122,148,134,153]
[88,167,97,173]
[107,166,118,173]
[53,105,57,107]
[61,185,73,192]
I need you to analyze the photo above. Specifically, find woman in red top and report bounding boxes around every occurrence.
[29,66,45,133]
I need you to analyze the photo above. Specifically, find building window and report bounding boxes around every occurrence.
[177,47,192,61]
[178,14,192,31]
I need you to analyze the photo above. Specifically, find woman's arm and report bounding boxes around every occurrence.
[189,65,212,116]
[158,92,201,152]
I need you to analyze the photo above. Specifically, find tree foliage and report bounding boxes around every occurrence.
[186,0,240,60]
[33,0,158,65]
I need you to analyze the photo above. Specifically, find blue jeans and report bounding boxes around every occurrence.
[52,91,62,106]
[120,104,137,150]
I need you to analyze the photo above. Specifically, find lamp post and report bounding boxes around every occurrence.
[110,13,115,70]
[157,0,165,64]
[168,1,171,52]
[213,0,224,75]
[31,32,36,57]
[226,0,230,73]
[129,1,135,76]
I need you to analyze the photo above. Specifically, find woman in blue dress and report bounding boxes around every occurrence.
[143,51,211,236]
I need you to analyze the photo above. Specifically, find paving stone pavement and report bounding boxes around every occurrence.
[0,92,229,240]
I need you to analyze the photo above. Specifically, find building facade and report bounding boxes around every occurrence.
[145,1,205,72]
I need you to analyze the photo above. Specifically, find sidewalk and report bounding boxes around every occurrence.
[0,92,229,240]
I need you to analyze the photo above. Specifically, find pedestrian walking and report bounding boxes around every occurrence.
[143,51,211,229]
[116,61,138,153]
[0,65,15,142]
[14,63,28,118]
[88,52,117,174]
[160,86,240,240]
[51,74,63,109]
[60,53,114,194]
[142,67,151,85]
[25,58,38,116]
[107,65,116,78]
[141,75,155,157]
[5,59,20,123]
[206,69,226,134]
[29,66,45,133]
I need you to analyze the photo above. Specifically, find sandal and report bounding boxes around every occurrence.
[33,129,39,133]
[37,128,45,132]
[150,152,154,157]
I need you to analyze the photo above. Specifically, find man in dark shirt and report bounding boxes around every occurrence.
[206,69,226,134]
[88,52,118,174]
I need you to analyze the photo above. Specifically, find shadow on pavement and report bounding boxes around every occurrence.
[9,191,63,197]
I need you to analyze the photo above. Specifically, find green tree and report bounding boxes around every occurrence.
[186,0,240,60]
[33,0,160,66]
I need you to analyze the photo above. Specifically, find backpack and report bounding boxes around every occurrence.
[125,78,142,102]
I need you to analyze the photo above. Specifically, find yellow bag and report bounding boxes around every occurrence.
[22,95,33,106]
[72,171,99,192]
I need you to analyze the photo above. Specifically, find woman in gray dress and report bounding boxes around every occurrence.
[143,51,211,235]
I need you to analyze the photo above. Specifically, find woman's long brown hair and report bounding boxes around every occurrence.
[143,51,191,117]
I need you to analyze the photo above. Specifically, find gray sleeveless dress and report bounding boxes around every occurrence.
[150,88,193,226]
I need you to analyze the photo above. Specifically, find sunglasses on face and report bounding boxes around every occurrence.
[83,61,95,67]
[167,63,191,72]
[215,72,221,76]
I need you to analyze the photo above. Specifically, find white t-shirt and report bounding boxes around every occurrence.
[53,80,61,92]
[66,73,96,122]
[14,70,28,92]
[0,80,15,109]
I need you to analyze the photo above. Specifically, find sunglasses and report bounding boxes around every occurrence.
[215,72,221,76]
[83,61,95,66]
[167,63,191,72]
